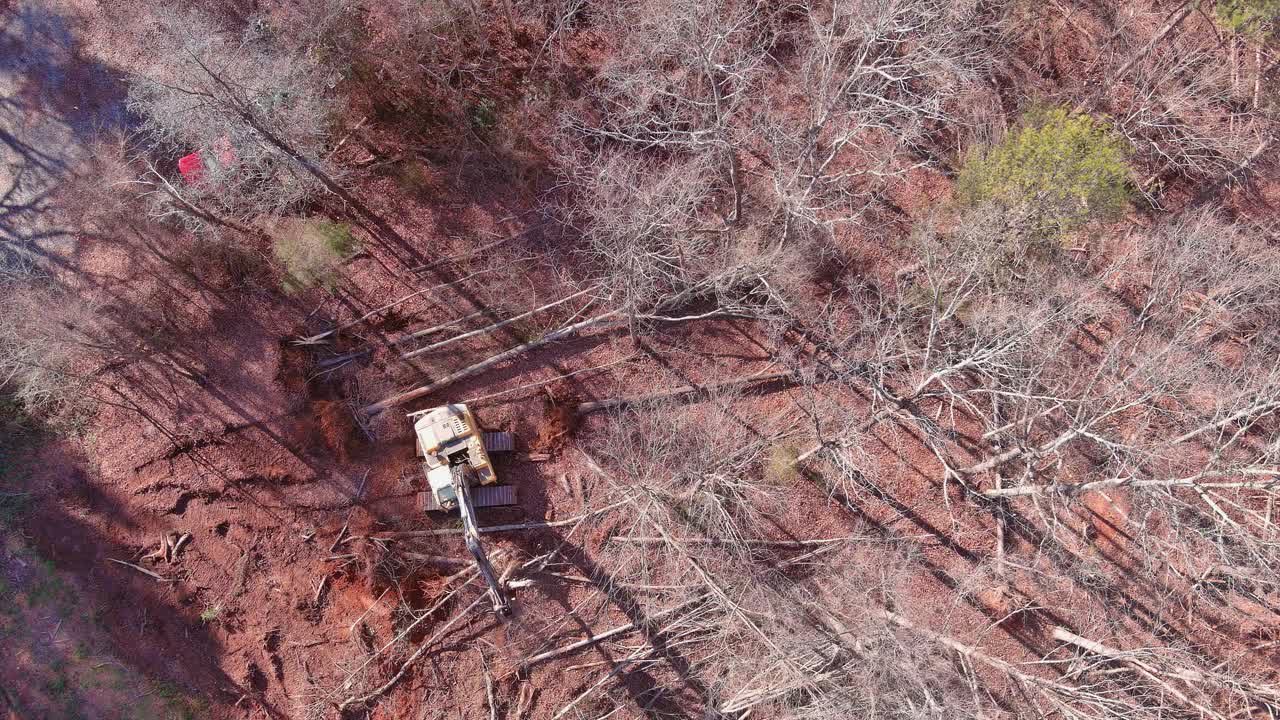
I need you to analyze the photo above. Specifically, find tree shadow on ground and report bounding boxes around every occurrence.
[0,428,261,718]
[0,3,131,265]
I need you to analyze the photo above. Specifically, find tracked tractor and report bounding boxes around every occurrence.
[410,403,517,615]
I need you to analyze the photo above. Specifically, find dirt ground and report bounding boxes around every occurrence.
[3,1,1280,719]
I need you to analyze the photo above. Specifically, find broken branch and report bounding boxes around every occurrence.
[363,310,622,414]
[337,594,488,712]
[401,286,598,360]
[574,368,798,415]
[108,558,173,583]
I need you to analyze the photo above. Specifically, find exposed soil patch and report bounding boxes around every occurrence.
[1082,490,1134,553]
[277,338,313,396]
[401,571,457,642]
[314,399,357,463]
[531,392,579,454]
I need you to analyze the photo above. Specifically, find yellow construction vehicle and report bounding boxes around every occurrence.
[410,403,516,615]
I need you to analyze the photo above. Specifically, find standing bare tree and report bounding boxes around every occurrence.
[558,150,716,322]
[0,287,95,420]
[757,0,997,241]
[582,0,773,224]
[127,6,346,232]
[1113,44,1263,182]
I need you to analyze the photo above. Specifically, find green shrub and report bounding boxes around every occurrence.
[956,107,1130,239]
[764,444,801,485]
[0,398,37,528]
[468,98,498,131]
[0,491,31,529]
[1216,0,1280,37]
[270,219,357,292]
[394,161,433,197]
[43,674,68,697]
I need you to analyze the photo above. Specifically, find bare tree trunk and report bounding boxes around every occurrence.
[365,267,751,413]
[294,271,492,345]
[144,164,258,236]
[390,310,486,346]
[520,593,707,669]
[406,232,526,273]
[575,368,798,414]
[402,287,596,359]
[337,595,488,713]
[295,288,434,345]
[1073,0,1197,113]
[461,355,637,406]
[358,499,631,539]
[1255,43,1263,109]
[1232,33,1239,93]
[727,150,744,224]
[1049,627,1280,718]
[963,428,1081,475]
[875,609,1086,699]
[363,311,621,414]
[982,470,1280,498]
[994,472,1006,577]
[1169,399,1280,445]
[1185,134,1279,207]
[1054,632,1223,720]
[1267,492,1276,538]
[498,0,517,38]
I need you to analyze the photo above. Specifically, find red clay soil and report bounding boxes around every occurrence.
[4,1,1280,719]
[312,400,357,465]
[530,395,580,455]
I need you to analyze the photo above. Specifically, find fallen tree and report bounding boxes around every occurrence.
[294,270,494,345]
[1051,626,1280,716]
[401,286,597,360]
[389,310,485,346]
[362,310,623,414]
[363,264,768,414]
[462,355,637,406]
[981,469,1280,498]
[574,367,799,415]
[336,594,488,713]
[350,499,631,541]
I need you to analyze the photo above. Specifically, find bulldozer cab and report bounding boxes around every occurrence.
[412,403,516,511]
[413,403,495,510]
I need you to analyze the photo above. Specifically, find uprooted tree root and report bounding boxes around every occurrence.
[313,399,357,463]
[531,392,579,454]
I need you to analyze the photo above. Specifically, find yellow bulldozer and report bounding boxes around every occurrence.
[410,403,517,615]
